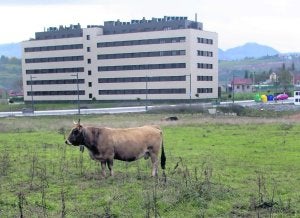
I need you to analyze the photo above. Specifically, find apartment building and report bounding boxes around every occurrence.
[22,16,218,102]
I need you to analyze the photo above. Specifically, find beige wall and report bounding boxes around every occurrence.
[22,27,218,101]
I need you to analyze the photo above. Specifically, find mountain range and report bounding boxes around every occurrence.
[219,42,279,60]
[0,42,289,60]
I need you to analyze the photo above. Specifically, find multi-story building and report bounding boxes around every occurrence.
[22,16,218,102]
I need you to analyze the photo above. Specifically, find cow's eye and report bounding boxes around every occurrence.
[73,129,79,135]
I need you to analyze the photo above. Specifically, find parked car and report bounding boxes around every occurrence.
[274,93,289,100]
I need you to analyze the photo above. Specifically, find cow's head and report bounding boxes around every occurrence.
[65,119,85,146]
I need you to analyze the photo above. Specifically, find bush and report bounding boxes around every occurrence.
[148,104,206,114]
[217,104,246,116]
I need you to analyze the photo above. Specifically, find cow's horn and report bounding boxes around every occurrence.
[73,119,81,126]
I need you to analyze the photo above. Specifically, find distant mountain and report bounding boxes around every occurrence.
[0,41,284,60]
[0,43,21,58]
[219,43,279,60]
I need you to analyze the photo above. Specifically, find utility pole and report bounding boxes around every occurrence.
[30,75,36,112]
[252,72,256,92]
[232,72,235,103]
[185,74,192,108]
[145,75,148,111]
[71,72,80,115]
[189,73,192,108]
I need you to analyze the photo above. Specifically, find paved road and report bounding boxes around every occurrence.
[0,106,148,117]
[0,98,294,118]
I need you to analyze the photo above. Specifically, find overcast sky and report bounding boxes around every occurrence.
[0,0,299,53]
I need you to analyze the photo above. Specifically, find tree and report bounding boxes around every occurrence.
[244,70,250,79]
[278,67,292,89]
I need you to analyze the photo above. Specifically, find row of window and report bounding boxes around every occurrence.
[197,50,213,57]
[99,88,186,95]
[97,37,186,47]
[25,75,213,86]
[24,44,83,52]
[98,63,186,72]
[197,37,213,44]
[197,63,213,69]
[99,76,186,83]
[97,50,186,60]
[26,67,84,74]
[197,76,213,81]
[27,90,85,96]
[25,56,84,63]
[27,79,84,85]
[27,88,213,96]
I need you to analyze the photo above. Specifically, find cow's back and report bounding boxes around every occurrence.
[99,125,162,161]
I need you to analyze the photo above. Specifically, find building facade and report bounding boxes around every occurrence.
[22,16,218,102]
[231,78,253,93]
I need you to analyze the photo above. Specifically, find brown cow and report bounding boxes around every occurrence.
[65,120,166,177]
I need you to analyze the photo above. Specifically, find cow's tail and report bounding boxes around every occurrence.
[160,139,166,170]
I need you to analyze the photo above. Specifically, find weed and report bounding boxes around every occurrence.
[0,149,10,176]
[17,192,26,218]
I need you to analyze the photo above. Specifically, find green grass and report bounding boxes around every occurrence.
[0,114,300,217]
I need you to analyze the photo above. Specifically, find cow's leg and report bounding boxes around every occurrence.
[100,161,106,177]
[150,154,158,177]
[107,159,114,176]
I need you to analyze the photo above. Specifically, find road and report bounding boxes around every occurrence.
[0,98,294,118]
[0,105,148,118]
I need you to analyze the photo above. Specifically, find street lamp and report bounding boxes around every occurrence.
[30,75,36,112]
[71,72,80,115]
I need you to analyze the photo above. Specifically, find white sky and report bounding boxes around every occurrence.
[0,0,299,53]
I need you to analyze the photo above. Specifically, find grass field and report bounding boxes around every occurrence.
[0,114,300,217]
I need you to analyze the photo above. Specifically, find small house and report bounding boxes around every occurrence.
[231,78,253,93]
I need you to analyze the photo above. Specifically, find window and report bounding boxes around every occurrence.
[197,88,213,93]
[87,47,91,52]
[98,63,186,72]
[197,37,213,44]
[89,93,93,99]
[88,82,92,87]
[97,37,186,47]
[99,88,186,95]
[197,76,213,81]
[87,59,91,64]
[88,70,92,75]
[86,35,90,40]
[197,63,213,69]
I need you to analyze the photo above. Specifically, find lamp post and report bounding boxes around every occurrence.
[30,75,36,112]
[71,72,80,115]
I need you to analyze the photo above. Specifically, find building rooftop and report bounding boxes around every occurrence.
[34,16,203,40]
[231,78,253,85]
[102,16,203,35]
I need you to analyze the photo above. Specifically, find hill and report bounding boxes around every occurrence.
[0,56,22,91]
[218,54,300,83]
[0,42,283,60]
[0,43,21,58]
[219,42,279,60]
